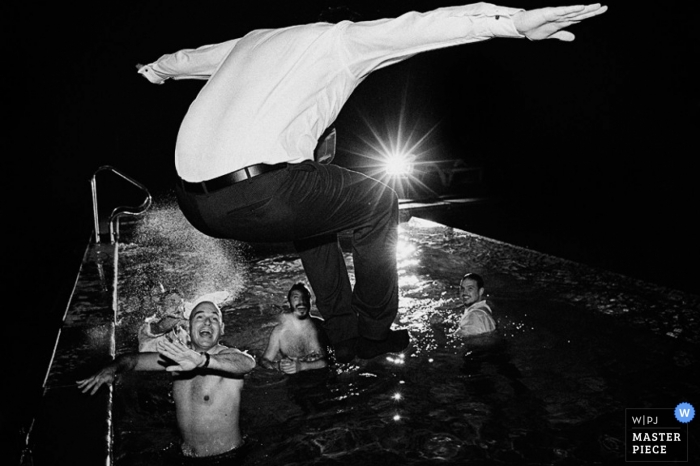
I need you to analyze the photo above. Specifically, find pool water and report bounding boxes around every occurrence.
[110,202,699,465]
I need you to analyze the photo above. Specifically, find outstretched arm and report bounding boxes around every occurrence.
[205,347,257,374]
[76,352,166,395]
[513,4,607,42]
[137,38,241,84]
[149,315,187,335]
[156,339,256,375]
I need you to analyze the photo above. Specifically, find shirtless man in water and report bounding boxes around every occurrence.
[77,301,256,458]
[261,283,328,373]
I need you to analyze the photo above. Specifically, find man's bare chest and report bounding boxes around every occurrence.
[279,331,316,358]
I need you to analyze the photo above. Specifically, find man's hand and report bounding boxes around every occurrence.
[279,358,301,374]
[157,339,206,372]
[513,4,607,42]
[260,358,279,370]
[76,367,116,395]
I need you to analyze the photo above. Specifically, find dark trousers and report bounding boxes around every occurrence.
[175,160,398,344]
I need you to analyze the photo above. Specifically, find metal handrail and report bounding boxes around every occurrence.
[91,165,152,244]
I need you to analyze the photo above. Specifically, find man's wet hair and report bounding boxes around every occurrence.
[461,273,484,290]
[287,283,311,303]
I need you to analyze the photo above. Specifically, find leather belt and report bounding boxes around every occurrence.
[181,162,287,194]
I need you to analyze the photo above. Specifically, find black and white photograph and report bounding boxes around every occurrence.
[9,1,698,464]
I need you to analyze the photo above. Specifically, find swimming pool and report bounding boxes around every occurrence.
[36,199,700,465]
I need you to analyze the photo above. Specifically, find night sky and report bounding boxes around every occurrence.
[8,0,697,456]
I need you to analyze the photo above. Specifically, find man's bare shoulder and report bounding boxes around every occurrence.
[277,312,296,324]
[277,313,312,330]
[269,317,290,336]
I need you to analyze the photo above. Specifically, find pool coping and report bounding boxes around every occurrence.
[25,241,118,466]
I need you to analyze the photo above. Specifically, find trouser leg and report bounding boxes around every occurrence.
[288,163,399,343]
[351,193,399,341]
[175,161,399,344]
[294,234,356,344]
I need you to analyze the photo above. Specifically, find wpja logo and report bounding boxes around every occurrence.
[674,403,694,423]
[625,403,693,462]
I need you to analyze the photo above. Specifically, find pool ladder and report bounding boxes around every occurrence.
[91,165,152,243]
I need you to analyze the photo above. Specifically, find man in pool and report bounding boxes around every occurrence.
[430,273,496,342]
[137,288,189,352]
[455,273,497,337]
[136,3,607,363]
[77,301,256,459]
[261,283,329,373]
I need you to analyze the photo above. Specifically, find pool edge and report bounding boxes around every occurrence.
[24,240,117,466]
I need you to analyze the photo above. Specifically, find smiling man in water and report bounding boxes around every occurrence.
[430,272,497,346]
[261,283,329,373]
[77,301,256,459]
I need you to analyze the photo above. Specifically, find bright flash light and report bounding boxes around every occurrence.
[346,93,443,200]
[393,392,403,401]
[384,152,415,177]
[393,414,402,421]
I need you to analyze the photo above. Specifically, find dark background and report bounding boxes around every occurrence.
[8,0,698,461]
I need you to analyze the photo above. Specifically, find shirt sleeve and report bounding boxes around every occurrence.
[340,2,524,78]
[137,38,242,84]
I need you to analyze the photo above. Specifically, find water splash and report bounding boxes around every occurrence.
[117,198,249,340]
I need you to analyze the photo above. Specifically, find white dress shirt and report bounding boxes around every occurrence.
[455,299,497,337]
[138,3,523,182]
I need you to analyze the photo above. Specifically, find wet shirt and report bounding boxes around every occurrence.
[138,3,523,182]
[455,300,497,337]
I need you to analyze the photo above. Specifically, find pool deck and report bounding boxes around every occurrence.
[24,241,117,466]
[23,212,699,465]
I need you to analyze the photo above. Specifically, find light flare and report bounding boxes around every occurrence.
[345,96,442,200]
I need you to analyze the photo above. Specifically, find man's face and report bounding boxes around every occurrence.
[288,290,310,319]
[189,302,223,349]
[459,278,484,306]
